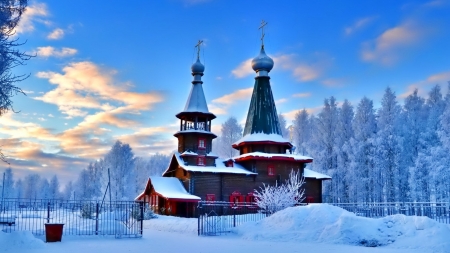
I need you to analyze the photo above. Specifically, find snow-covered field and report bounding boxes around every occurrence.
[1,204,450,253]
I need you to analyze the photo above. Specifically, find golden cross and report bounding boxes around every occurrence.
[195,40,203,59]
[259,20,268,46]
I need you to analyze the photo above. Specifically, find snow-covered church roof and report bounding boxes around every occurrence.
[163,152,256,175]
[233,132,292,148]
[232,151,313,163]
[135,176,201,201]
[304,168,331,180]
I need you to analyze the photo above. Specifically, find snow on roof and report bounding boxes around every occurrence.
[233,152,313,162]
[180,151,198,156]
[304,168,331,180]
[206,152,218,157]
[233,133,291,146]
[174,129,217,136]
[149,176,200,200]
[183,83,210,114]
[173,153,256,175]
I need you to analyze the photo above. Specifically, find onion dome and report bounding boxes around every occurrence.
[251,46,274,74]
[191,58,205,74]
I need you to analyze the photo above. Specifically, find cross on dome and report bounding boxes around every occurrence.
[195,40,203,59]
[259,20,268,47]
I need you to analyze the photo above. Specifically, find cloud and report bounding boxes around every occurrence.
[292,93,311,98]
[36,46,78,58]
[14,3,49,35]
[423,0,447,7]
[115,126,176,156]
[400,70,450,98]
[361,21,424,65]
[47,28,65,40]
[345,16,377,35]
[283,106,323,121]
[273,54,327,82]
[321,78,346,87]
[275,98,288,105]
[231,59,253,78]
[209,87,253,115]
[35,61,164,118]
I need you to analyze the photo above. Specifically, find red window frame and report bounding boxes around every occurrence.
[268,164,275,176]
[246,192,257,208]
[197,156,205,166]
[229,191,244,208]
[206,194,216,202]
[198,138,206,149]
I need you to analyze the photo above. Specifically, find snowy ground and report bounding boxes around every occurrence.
[1,204,450,253]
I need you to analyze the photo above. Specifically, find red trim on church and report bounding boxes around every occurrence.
[234,156,313,163]
[232,140,293,149]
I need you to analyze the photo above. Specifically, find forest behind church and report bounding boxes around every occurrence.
[2,84,450,203]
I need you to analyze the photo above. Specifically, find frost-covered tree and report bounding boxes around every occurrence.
[15,178,23,198]
[63,180,74,200]
[23,173,40,199]
[214,117,242,158]
[292,109,311,155]
[348,97,377,202]
[278,113,290,140]
[375,88,402,202]
[253,170,305,214]
[2,167,14,198]
[335,100,354,202]
[39,178,50,199]
[103,140,136,200]
[49,175,60,200]
[310,97,339,201]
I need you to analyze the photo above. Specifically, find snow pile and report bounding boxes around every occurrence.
[0,231,45,251]
[143,215,197,234]
[233,204,450,251]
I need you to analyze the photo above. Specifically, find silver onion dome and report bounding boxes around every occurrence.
[191,58,205,74]
[251,46,274,73]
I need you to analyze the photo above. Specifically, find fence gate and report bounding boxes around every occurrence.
[197,201,267,236]
[0,199,144,238]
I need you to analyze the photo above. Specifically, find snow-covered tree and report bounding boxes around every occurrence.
[348,97,377,202]
[214,117,242,158]
[253,170,305,214]
[375,88,402,202]
[23,174,41,199]
[15,178,23,198]
[278,113,290,140]
[63,181,74,200]
[335,99,354,202]
[102,140,136,200]
[2,168,15,198]
[49,175,60,200]
[292,109,311,155]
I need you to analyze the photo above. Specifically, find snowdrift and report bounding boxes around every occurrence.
[0,231,45,251]
[233,204,450,251]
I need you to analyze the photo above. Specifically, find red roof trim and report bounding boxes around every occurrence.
[234,155,313,163]
[232,140,293,148]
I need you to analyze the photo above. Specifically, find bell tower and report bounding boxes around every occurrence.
[174,41,217,166]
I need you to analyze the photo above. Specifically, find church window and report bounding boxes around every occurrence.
[268,165,275,176]
[229,191,244,207]
[197,156,205,166]
[198,138,206,149]
[206,194,215,202]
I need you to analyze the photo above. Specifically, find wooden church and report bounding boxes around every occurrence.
[136,32,331,217]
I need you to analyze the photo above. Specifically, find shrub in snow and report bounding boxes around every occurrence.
[253,169,305,214]
[131,206,157,220]
[81,203,96,219]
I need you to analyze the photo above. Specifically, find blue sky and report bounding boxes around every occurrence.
[2,0,450,185]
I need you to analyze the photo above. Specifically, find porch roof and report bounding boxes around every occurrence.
[135,176,201,202]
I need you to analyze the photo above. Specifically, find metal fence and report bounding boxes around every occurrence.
[330,202,450,224]
[0,199,144,238]
[197,201,271,236]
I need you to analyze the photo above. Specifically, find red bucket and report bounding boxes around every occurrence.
[45,223,64,242]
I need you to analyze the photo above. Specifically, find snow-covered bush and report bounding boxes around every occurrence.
[253,169,305,214]
[81,203,96,219]
[131,206,157,220]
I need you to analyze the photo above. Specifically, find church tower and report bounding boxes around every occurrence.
[232,22,292,156]
[174,41,217,166]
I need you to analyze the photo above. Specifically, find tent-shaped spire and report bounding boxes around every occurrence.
[243,45,281,136]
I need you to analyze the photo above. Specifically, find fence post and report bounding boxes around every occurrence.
[95,202,99,235]
[140,201,144,236]
[47,201,50,223]
[233,202,236,227]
